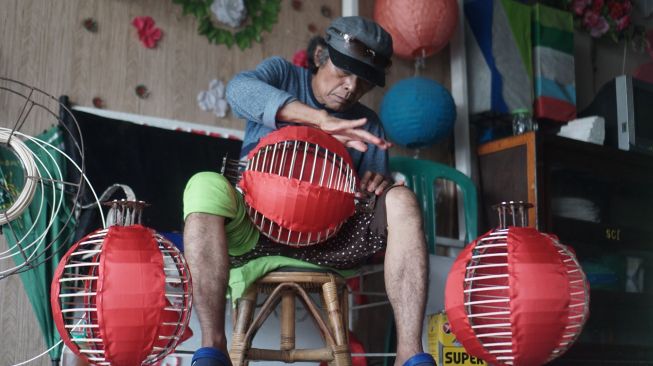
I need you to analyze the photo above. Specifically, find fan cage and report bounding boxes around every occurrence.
[244,139,357,246]
[53,229,192,365]
[462,228,590,365]
[0,77,104,280]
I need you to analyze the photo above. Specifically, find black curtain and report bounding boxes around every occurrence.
[60,98,242,237]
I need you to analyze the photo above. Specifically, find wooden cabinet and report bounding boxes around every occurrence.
[478,132,653,364]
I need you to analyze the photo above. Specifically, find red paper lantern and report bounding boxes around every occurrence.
[51,202,192,366]
[374,0,459,60]
[239,126,357,247]
[445,203,590,366]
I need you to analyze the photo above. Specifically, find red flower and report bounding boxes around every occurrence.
[609,2,624,19]
[591,0,604,12]
[572,0,591,15]
[132,16,162,49]
[616,15,631,32]
[292,49,308,68]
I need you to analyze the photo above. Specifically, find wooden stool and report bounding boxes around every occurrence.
[230,270,351,366]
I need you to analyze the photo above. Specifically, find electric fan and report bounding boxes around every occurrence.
[0,76,104,280]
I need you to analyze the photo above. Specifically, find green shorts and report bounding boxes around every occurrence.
[183,172,259,256]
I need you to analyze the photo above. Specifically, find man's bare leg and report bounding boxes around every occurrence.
[184,213,230,355]
[383,187,429,365]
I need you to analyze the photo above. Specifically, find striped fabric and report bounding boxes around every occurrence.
[533,3,576,121]
[465,0,576,122]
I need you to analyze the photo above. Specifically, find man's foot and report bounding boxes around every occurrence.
[191,347,231,366]
[403,352,436,366]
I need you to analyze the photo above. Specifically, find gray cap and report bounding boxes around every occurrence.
[325,16,393,87]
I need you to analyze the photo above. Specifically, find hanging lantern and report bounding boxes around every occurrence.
[445,202,590,366]
[380,77,456,148]
[51,201,193,366]
[239,126,357,247]
[374,0,459,60]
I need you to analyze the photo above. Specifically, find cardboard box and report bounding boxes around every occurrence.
[427,312,487,366]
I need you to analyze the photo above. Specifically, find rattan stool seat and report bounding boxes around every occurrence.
[230,270,351,365]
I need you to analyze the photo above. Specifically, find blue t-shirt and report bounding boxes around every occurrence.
[226,56,389,177]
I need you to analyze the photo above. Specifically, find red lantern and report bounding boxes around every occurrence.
[374,0,459,60]
[239,126,357,247]
[51,201,192,366]
[445,202,589,366]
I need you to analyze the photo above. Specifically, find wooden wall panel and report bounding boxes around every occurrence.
[0,0,453,363]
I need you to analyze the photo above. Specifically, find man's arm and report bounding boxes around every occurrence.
[276,101,391,152]
[226,57,298,131]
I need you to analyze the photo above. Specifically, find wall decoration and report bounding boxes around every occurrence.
[380,77,456,148]
[135,84,150,99]
[82,18,98,32]
[92,96,104,108]
[197,79,229,117]
[292,49,309,68]
[374,0,459,60]
[132,16,163,49]
[173,0,281,50]
[445,202,589,366]
[211,0,247,28]
[239,126,357,247]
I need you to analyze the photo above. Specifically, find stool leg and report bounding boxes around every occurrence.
[323,280,351,366]
[280,289,296,351]
[230,285,257,366]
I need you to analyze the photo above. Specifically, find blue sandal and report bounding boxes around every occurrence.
[403,352,436,366]
[191,347,232,366]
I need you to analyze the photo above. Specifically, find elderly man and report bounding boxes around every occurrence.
[184,16,434,366]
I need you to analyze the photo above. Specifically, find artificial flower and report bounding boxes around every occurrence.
[197,79,229,118]
[132,16,162,49]
[567,0,646,49]
[292,49,308,68]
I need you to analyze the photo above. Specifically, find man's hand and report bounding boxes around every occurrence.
[318,113,392,152]
[276,101,392,152]
[357,171,394,197]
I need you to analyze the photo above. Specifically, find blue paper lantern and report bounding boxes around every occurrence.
[380,77,457,148]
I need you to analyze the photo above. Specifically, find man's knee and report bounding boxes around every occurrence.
[385,186,420,216]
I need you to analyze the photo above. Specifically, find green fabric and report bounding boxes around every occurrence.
[0,125,75,361]
[534,3,573,32]
[532,22,574,55]
[228,256,355,303]
[500,0,533,80]
[183,171,259,256]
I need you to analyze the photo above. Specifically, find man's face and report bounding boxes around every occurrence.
[312,58,375,112]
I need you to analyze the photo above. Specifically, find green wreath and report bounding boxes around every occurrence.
[173,0,281,50]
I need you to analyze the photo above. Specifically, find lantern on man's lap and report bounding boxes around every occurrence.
[239,126,357,247]
[445,202,589,366]
[51,201,192,366]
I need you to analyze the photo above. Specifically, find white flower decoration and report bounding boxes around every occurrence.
[197,79,229,118]
[210,0,247,28]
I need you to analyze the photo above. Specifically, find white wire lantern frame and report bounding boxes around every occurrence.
[461,202,590,365]
[0,77,105,280]
[52,200,193,365]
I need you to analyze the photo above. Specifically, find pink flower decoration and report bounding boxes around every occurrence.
[572,0,591,15]
[292,49,308,68]
[583,11,609,38]
[616,15,630,32]
[132,16,162,49]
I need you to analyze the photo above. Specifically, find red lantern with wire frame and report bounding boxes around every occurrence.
[445,202,590,366]
[374,0,459,60]
[239,126,357,247]
[50,201,192,366]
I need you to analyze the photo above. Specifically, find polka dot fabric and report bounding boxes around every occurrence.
[230,208,386,270]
